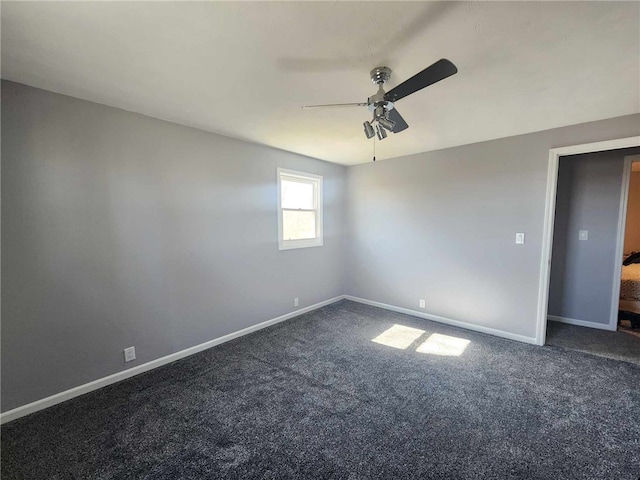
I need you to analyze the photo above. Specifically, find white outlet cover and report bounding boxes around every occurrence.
[515,233,525,244]
[579,230,589,241]
[419,299,426,309]
[124,346,136,362]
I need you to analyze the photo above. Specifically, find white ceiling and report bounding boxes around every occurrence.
[2,1,639,165]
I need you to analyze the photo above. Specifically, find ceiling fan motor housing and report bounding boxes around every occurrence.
[370,66,392,85]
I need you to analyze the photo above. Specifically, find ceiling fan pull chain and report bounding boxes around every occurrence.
[373,135,376,162]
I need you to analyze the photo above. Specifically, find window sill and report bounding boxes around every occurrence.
[278,240,324,251]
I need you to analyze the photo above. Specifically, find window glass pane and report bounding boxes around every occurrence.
[283,210,316,240]
[282,179,314,210]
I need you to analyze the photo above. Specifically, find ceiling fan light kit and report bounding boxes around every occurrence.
[303,58,458,142]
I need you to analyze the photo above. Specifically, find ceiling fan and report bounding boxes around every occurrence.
[303,59,458,140]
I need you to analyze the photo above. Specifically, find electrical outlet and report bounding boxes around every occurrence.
[579,230,589,241]
[294,297,299,307]
[124,346,136,362]
[515,233,525,244]
[419,299,426,309]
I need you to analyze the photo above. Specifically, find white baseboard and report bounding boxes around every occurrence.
[344,295,538,345]
[2,294,545,424]
[0,295,345,425]
[547,315,615,331]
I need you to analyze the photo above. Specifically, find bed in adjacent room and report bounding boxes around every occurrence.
[619,256,640,328]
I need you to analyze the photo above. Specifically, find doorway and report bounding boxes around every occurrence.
[618,157,640,335]
[536,136,640,347]
[541,146,640,363]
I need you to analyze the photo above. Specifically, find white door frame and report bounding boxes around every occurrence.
[535,136,640,346]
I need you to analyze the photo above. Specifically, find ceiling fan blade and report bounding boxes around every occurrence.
[302,102,368,109]
[385,59,457,103]
[388,108,409,133]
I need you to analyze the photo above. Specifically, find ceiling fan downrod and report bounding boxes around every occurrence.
[364,67,397,141]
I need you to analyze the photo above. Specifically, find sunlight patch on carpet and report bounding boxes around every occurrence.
[416,333,470,356]
[372,324,425,349]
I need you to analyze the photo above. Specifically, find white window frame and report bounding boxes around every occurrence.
[277,168,323,250]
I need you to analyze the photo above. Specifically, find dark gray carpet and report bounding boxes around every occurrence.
[546,320,640,365]
[2,300,639,479]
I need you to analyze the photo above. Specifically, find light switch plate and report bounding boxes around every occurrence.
[515,233,525,244]
[579,230,589,241]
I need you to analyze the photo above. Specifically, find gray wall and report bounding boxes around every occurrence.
[3,78,640,412]
[1,81,346,412]
[549,148,640,324]
[345,115,640,339]
[624,171,640,254]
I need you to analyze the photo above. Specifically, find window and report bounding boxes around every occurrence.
[277,168,323,250]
